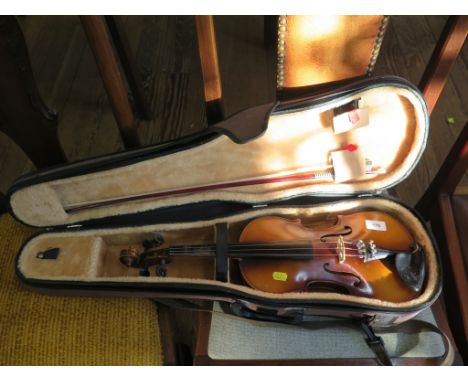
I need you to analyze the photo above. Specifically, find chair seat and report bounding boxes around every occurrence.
[201,303,449,364]
[0,213,163,365]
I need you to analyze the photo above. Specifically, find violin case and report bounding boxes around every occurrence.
[7,76,444,361]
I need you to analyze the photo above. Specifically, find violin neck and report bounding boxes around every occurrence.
[165,241,317,260]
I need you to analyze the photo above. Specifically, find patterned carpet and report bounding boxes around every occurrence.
[0,213,163,365]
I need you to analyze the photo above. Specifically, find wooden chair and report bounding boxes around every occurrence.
[0,16,148,165]
[413,15,468,362]
[0,15,230,170]
[80,16,151,148]
[193,16,390,109]
[417,16,468,114]
[0,16,136,211]
[417,123,468,362]
[276,15,389,99]
[193,300,461,365]
[0,15,211,212]
[194,16,224,124]
[0,16,66,168]
[0,16,66,212]
[194,15,277,124]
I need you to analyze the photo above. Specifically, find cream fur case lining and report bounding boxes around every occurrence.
[9,80,427,228]
[16,198,440,313]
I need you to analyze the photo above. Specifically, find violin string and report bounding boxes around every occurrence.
[229,239,359,245]
[176,245,357,251]
[165,249,364,257]
[166,245,361,252]
[133,239,378,258]
[166,247,361,252]
[164,241,361,250]
[148,251,365,258]
[169,243,360,248]
[148,239,360,247]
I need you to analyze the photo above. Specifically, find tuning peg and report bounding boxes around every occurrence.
[143,234,165,249]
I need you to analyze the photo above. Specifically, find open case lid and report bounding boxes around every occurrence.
[7,76,429,229]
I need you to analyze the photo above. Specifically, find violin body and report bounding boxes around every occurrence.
[238,212,420,302]
[119,210,425,303]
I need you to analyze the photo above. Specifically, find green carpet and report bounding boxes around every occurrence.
[0,213,163,365]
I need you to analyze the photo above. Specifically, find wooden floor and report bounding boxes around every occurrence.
[373,16,468,204]
[0,15,466,207]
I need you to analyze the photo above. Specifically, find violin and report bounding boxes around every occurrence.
[119,211,426,303]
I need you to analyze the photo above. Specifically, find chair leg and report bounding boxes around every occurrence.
[416,123,468,219]
[195,16,224,125]
[0,16,66,169]
[264,15,278,50]
[104,16,152,121]
[80,15,140,148]
[0,191,7,213]
[434,195,468,361]
[419,16,468,114]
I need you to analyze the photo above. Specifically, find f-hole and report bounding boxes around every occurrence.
[323,262,363,287]
[305,281,350,295]
[320,225,353,242]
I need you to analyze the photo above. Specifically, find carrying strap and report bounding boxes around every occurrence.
[370,319,454,366]
[360,320,393,366]
[297,317,453,366]
[298,317,453,366]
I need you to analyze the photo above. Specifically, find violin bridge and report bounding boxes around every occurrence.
[337,236,346,263]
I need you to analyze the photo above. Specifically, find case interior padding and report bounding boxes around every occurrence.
[16,198,439,310]
[10,85,427,227]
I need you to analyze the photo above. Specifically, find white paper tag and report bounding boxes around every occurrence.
[332,108,370,134]
[365,220,387,231]
[330,148,366,183]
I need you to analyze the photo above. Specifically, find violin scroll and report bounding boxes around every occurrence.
[119,247,140,268]
[119,239,171,277]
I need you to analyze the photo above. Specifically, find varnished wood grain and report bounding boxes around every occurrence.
[0,16,65,169]
[195,16,222,104]
[427,193,468,361]
[105,16,152,121]
[419,16,468,114]
[417,122,468,217]
[80,16,139,148]
[215,15,276,116]
[124,16,207,144]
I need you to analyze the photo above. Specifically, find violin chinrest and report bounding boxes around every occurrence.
[394,248,426,293]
